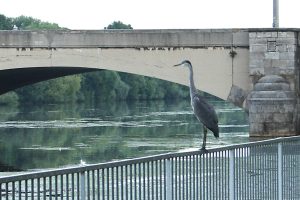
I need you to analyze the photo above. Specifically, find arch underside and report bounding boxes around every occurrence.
[0,66,234,106]
[0,67,97,95]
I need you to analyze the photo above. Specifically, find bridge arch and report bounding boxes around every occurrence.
[0,30,250,107]
[0,66,96,94]
[0,47,249,103]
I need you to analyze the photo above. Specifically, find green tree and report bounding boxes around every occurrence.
[44,75,82,103]
[0,92,19,105]
[162,81,189,100]
[13,15,61,30]
[17,75,82,104]
[119,73,147,100]
[105,21,132,29]
[81,71,129,102]
[0,14,13,30]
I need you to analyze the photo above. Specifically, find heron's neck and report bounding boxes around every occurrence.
[188,65,197,95]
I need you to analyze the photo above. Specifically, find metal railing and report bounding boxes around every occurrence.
[1,136,300,199]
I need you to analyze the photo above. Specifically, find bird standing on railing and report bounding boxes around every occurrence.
[173,60,219,150]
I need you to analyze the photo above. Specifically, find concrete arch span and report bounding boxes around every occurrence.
[0,46,250,105]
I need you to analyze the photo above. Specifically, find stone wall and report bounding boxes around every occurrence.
[248,30,300,136]
[248,75,296,136]
[249,30,297,87]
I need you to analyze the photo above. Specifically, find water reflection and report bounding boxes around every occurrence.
[0,99,249,171]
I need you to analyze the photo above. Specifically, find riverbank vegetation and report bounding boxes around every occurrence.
[0,14,190,105]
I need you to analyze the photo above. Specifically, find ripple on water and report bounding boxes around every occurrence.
[19,147,74,151]
[0,118,188,129]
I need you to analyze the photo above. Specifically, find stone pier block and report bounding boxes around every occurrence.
[248,75,296,137]
[248,29,300,137]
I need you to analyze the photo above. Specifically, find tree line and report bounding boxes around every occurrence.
[0,15,189,105]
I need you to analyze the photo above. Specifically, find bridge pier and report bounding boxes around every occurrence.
[248,29,300,137]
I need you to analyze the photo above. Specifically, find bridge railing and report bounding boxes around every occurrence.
[1,136,300,199]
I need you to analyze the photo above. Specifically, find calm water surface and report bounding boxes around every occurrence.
[0,99,249,172]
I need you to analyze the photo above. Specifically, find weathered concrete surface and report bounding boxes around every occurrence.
[0,29,249,48]
[0,29,250,103]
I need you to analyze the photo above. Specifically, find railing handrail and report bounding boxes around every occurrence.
[1,135,299,184]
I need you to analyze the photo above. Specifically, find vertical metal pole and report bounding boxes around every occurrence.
[165,158,172,200]
[201,155,204,200]
[278,142,283,200]
[12,182,15,200]
[0,183,2,200]
[229,149,235,200]
[80,171,86,200]
[60,175,63,200]
[273,0,279,27]
[19,180,22,200]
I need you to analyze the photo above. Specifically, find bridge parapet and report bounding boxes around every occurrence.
[0,29,248,48]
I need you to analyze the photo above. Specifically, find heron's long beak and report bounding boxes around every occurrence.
[173,63,181,67]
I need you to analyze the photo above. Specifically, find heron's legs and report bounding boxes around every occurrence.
[201,126,207,150]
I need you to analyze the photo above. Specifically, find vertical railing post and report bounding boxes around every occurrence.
[165,158,172,200]
[80,171,86,200]
[278,142,283,200]
[229,149,235,200]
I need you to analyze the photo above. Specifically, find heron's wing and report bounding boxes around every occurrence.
[192,94,219,137]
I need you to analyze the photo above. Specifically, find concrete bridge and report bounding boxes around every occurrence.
[0,29,299,137]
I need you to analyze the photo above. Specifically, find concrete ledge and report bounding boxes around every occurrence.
[0,29,249,48]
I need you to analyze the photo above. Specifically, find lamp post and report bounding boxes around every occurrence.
[273,0,279,28]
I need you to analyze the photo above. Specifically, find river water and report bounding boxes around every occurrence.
[0,99,249,172]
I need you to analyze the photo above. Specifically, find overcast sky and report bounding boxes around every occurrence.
[1,0,299,29]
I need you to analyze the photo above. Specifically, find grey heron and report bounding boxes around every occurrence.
[174,60,219,150]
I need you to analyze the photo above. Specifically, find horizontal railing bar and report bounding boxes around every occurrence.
[1,135,299,183]
[208,135,300,151]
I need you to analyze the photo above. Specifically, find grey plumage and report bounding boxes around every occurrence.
[192,94,219,137]
[174,60,219,150]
